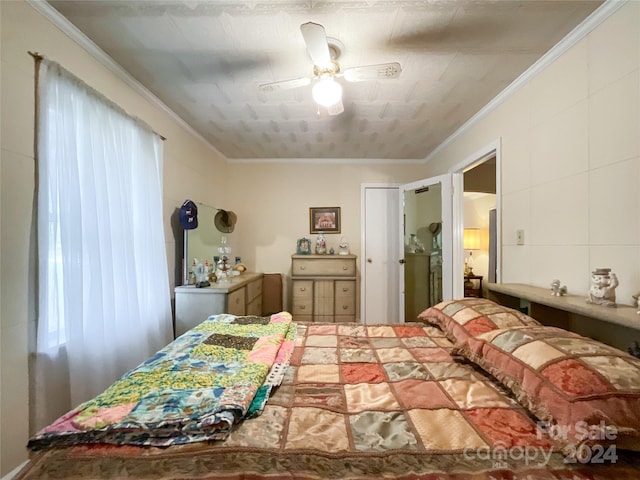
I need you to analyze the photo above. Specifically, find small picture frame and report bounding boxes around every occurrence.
[309,207,341,234]
[296,237,312,255]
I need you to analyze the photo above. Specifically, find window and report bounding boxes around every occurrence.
[35,58,173,405]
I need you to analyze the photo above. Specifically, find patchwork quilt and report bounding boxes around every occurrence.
[18,321,640,480]
[27,312,295,449]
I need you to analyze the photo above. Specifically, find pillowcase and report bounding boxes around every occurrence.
[454,324,640,453]
[417,298,541,344]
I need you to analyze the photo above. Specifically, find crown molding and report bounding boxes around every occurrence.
[229,157,425,165]
[26,0,228,160]
[424,0,627,164]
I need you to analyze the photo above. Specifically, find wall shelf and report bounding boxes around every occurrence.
[487,282,640,351]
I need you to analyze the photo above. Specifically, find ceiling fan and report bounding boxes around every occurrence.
[259,22,402,115]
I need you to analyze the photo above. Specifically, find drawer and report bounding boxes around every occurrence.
[227,287,246,316]
[293,314,313,322]
[247,278,262,303]
[335,280,355,299]
[247,296,262,316]
[335,280,355,315]
[335,297,355,315]
[292,299,313,315]
[292,257,355,276]
[292,280,313,299]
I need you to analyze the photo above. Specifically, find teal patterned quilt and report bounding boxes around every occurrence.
[28,312,296,449]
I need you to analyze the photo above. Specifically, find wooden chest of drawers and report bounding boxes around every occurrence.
[291,254,357,323]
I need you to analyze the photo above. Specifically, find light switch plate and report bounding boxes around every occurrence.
[516,230,525,245]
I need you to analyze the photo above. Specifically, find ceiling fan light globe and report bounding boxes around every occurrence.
[312,78,342,107]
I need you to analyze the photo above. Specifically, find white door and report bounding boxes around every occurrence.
[399,175,455,322]
[361,184,400,324]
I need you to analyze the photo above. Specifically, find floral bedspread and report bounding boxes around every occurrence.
[28,312,295,449]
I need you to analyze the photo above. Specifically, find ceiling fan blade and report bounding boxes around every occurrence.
[300,22,332,68]
[343,62,402,82]
[259,77,311,93]
[327,98,344,116]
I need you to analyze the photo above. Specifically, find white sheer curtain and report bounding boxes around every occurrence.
[35,59,173,422]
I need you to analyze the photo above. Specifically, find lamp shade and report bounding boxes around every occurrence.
[463,228,481,250]
[312,77,342,107]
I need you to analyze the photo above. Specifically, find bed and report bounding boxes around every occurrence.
[14,300,640,479]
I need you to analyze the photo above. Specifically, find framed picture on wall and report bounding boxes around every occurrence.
[309,207,341,234]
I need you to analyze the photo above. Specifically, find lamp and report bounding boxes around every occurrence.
[463,228,480,275]
[312,75,342,107]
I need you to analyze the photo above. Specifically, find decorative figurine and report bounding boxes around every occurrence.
[586,268,618,307]
[194,261,210,288]
[550,279,567,296]
[632,292,640,315]
[216,256,231,283]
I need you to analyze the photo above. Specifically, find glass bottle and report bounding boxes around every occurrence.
[217,236,232,283]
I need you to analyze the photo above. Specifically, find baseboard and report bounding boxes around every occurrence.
[1,461,29,480]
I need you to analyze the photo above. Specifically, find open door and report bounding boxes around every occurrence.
[361,184,401,324]
[399,174,454,322]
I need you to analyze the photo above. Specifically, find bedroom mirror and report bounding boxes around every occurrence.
[403,183,443,321]
[183,203,234,284]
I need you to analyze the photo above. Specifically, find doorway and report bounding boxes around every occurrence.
[360,140,500,324]
[399,175,453,322]
[458,145,499,295]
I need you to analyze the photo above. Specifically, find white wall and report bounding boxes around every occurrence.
[226,162,428,310]
[425,1,640,306]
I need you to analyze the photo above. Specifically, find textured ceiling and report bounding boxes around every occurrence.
[47,0,603,161]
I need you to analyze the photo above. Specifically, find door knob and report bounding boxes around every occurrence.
[399,259,405,264]
[367,258,372,263]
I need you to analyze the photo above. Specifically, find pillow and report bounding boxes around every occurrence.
[417,298,541,344]
[454,324,640,453]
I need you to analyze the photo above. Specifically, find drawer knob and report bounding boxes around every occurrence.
[342,305,349,310]
[300,305,306,310]
[343,287,349,292]
[300,266,306,270]
[342,266,348,270]
[300,287,306,291]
